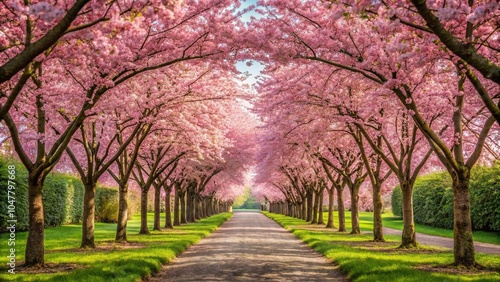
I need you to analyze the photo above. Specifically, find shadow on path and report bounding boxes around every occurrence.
[147,211,347,281]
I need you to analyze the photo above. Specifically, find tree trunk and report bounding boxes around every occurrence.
[187,190,194,222]
[326,188,335,228]
[452,170,476,267]
[312,192,319,224]
[164,190,173,229]
[372,182,385,242]
[115,182,129,242]
[205,198,211,217]
[139,188,150,235]
[350,186,360,234]
[213,199,218,214]
[24,175,46,267]
[174,185,180,226]
[400,182,417,248]
[198,197,204,219]
[180,191,187,224]
[301,197,307,220]
[336,187,346,232]
[306,191,313,222]
[203,198,208,217]
[318,191,324,225]
[186,192,191,221]
[81,182,97,248]
[195,196,202,220]
[154,186,161,231]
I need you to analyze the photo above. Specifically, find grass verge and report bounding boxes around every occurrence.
[265,212,500,282]
[0,212,231,281]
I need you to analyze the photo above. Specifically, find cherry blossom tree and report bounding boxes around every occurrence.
[249,0,499,266]
[2,0,244,266]
[0,0,189,120]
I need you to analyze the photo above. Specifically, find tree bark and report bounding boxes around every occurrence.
[301,199,307,220]
[195,196,202,220]
[180,191,187,224]
[336,186,346,232]
[81,182,97,248]
[24,175,46,267]
[312,192,319,224]
[400,183,417,248]
[174,184,180,226]
[306,191,313,222]
[164,189,173,229]
[372,182,385,242]
[139,188,150,234]
[153,186,161,231]
[115,182,129,242]
[187,189,194,222]
[350,186,360,234]
[215,199,219,214]
[198,197,204,219]
[326,188,335,228]
[452,170,476,267]
[205,198,210,217]
[318,191,324,225]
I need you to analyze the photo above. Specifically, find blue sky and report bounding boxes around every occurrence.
[235,0,265,89]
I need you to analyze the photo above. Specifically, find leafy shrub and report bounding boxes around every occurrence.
[43,173,85,227]
[0,157,130,232]
[95,187,119,223]
[128,190,140,219]
[0,158,29,231]
[391,187,402,217]
[412,172,453,229]
[469,163,500,231]
[391,162,500,231]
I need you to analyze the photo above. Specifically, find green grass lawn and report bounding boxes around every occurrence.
[319,211,500,245]
[266,212,500,282]
[0,212,231,281]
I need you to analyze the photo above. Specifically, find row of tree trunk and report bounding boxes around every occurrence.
[140,182,232,234]
[267,186,353,233]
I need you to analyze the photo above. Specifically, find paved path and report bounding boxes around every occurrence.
[383,227,500,255]
[148,211,347,281]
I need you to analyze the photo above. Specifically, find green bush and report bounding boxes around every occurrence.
[43,173,85,227]
[128,190,140,219]
[391,187,402,217]
[0,158,29,231]
[95,187,119,223]
[0,157,130,232]
[412,172,453,229]
[470,163,500,231]
[391,162,500,231]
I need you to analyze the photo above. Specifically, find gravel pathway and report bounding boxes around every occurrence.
[148,211,348,281]
[383,227,500,255]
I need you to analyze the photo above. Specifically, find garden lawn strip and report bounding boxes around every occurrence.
[0,212,231,282]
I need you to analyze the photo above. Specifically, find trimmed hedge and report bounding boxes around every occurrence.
[391,162,500,231]
[0,158,29,231]
[96,187,119,223]
[391,187,403,217]
[0,158,136,232]
[470,164,500,231]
